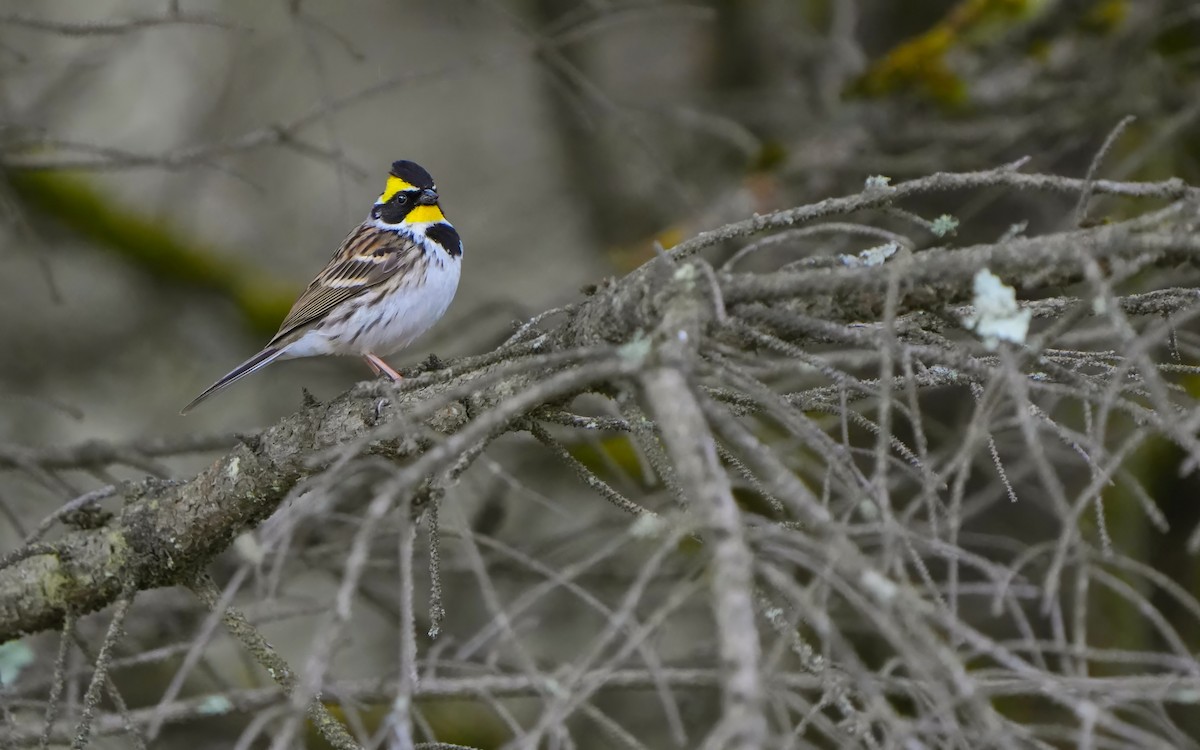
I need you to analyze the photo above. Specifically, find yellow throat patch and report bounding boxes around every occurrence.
[405,205,444,223]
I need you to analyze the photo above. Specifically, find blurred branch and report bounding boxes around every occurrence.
[0,432,239,473]
[0,53,514,173]
[0,12,236,36]
[4,171,296,337]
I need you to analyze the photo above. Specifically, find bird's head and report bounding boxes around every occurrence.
[372,160,444,225]
[371,160,462,257]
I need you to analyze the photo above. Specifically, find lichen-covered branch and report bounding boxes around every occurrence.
[0,385,468,641]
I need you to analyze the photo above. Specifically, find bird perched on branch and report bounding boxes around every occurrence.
[182,160,462,414]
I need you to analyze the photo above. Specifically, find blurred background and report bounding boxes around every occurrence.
[5,0,1200,747]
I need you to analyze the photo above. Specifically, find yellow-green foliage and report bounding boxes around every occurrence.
[7,170,296,337]
[308,698,512,749]
[851,0,1059,106]
[1081,0,1128,34]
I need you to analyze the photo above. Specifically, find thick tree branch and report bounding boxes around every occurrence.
[0,386,468,641]
[640,262,766,750]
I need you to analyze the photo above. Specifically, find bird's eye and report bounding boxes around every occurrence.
[394,193,409,205]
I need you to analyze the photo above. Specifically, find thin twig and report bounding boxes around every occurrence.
[189,574,360,750]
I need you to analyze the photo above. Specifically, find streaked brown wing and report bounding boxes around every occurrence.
[269,223,423,346]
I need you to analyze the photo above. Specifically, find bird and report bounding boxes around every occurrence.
[182,160,462,414]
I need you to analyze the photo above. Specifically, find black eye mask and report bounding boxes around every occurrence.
[373,191,414,224]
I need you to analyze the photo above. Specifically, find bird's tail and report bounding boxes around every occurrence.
[181,347,284,414]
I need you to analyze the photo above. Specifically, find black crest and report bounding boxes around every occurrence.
[389,160,435,189]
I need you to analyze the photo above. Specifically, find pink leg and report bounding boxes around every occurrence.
[363,352,403,381]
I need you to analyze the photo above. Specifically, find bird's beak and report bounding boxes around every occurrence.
[417,188,439,205]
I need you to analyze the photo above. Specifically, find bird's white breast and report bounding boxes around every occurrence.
[356,247,460,356]
[284,235,461,359]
